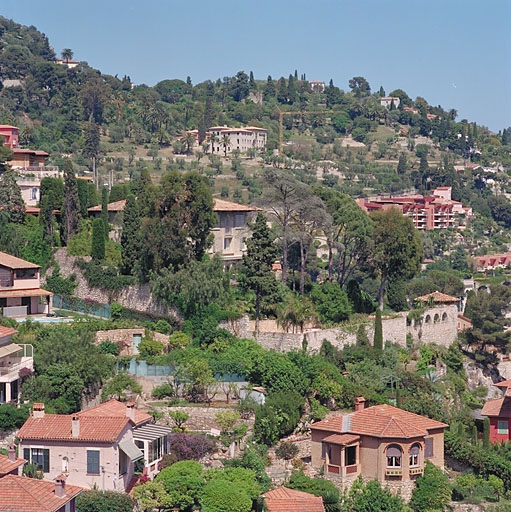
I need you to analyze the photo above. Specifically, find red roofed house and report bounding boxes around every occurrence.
[0,325,33,405]
[481,380,511,444]
[0,473,83,512]
[0,443,25,477]
[310,397,447,500]
[474,253,511,272]
[17,400,172,490]
[263,486,325,512]
[0,251,53,319]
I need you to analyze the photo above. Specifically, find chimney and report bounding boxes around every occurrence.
[54,474,67,498]
[7,443,16,462]
[354,397,366,412]
[126,400,135,422]
[71,415,80,438]
[33,403,45,419]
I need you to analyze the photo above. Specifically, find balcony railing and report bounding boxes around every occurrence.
[385,468,403,476]
[409,467,424,476]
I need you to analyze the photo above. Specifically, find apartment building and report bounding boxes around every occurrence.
[356,187,472,231]
[209,125,267,154]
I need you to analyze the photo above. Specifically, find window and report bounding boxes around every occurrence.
[149,436,167,463]
[346,445,356,466]
[386,445,402,468]
[424,438,434,458]
[30,188,38,201]
[409,443,420,467]
[234,214,245,227]
[498,420,509,435]
[321,442,331,461]
[224,237,231,250]
[87,450,100,474]
[23,448,50,473]
[119,450,128,475]
[16,269,36,279]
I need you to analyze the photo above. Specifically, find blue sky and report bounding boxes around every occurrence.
[2,0,510,131]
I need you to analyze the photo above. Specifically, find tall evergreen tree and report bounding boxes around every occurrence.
[397,153,407,175]
[241,213,279,333]
[77,179,89,217]
[287,74,297,104]
[39,190,56,244]
[249,71,255,89]
[373,309,383,353]
[0,169,25,223]
[276,77,287,104]
[378,85,385,97]
[121,194,141,275]
[91,218,105,261]
[101,187,109,239]
[263,76,276,101]
[83,123,100,180]
[62,159,80,243]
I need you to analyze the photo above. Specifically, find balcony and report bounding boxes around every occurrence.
[325,463,359,477]
[385,468,403,477]
[0,344,34,381]
[409,467,424,476]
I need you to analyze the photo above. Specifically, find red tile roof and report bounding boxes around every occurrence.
[322,434,360,445]
[18,415,131,442]
[0,251,40,270]
[213,198,260,212]
[0,326,18,339]
[78,399,152,426]
[0,454,25,476]
[416,291,460,304]
[312,404,447,439]
[495,380,511,389]
[0,288,52,299]
[482,397,511,417]
[264,487,325,512]
[0,474,83,512]
[88,199,126,212]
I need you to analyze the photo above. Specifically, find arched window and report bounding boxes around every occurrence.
[409,443,420,467]
[386,445,402,468]
[442,312,447,322]
[434,314,440,324]
[425,315,431,324]
[62,456,69,472]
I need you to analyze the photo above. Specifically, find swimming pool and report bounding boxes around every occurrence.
[14,316,73,323]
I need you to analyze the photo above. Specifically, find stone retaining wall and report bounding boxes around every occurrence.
[95,329,170,356]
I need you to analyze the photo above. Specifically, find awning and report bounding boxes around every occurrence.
[119,440,144,462]
[0,288,53,299]
[133,424,173,442]
[0,343,21,358]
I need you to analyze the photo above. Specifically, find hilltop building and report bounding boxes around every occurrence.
[55,58,79,69]
[474,253,511,272]
[380,97,401,109]
[310,397,447,500]
[208,125,267,154]
[356,187,472,231]
[309,81,326,93]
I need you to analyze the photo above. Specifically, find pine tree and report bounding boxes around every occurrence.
[373,309,383,353]
[63,159,80,242]
[101,187,109,239]
[397,153,407,175]
[263,76,276,101]
[379,85,385,97]
[276,77,287,104]
[121,194,141,275]
[0,169,25,223]
[241,213,279,333]
[91,218,105,261]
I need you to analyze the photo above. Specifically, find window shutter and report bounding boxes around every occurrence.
[23,448,30,462]
[43,449,49,473]
[425,438,433,458]
[87,450,100,474]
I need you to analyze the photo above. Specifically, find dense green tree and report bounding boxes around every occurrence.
[100,187,109,239]
[373,309,383,353]
[120,194,141,275]
[0,168,25,223]
[263,75,276,100]
[310,282,351,324]
[91,218,105,261]
[348,76,371,97]
[397,152,407,174]
[83,122,100,172]
[0,145,13,174]
[341,477,406,512]
[241,213,279,332]
[386,278,407,311]
[62,159,80,243]
[371,208,423,310]
[76,490,134,512]
[200,479,252,512]
[410,461,451,512]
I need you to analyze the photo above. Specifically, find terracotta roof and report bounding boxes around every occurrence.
[0,474,83,512]
[0,326,18,339]
[0,125,19,130]
[482,397,511,417]
[495,379,511,389]
[416,291,460,304]
[88,199,126,212]
[18,415,131,442]
[312,404,447,439]
[0,289,53,299]
[213,198,260,212]
[0,454,25,476]
[0,252,40,270]
[12,148,49,156]
[264,487,325,512]
[322,433,360,445]
[78,399,152,426]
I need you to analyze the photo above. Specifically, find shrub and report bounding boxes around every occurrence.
[44,268,77,296]
[152,383,174,399]
[0,404,30,432]
[111,302,123,320]
[76,489,134,512]
[168,433,216,461]
[237,396,258,419]
[410,461,451,512]
[275,441,299,460]
[154,319,171,334]
[138,338,164,359]
[169,331,191,348]
[169,410,189,432]
[310,282,351,324]
[99,340,119,356]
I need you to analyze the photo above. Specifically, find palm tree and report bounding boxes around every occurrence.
[61,48,73,63]
[184,133,196,154]
[209,133,218,154]
[221,134,231,157]
[277,294,317,333]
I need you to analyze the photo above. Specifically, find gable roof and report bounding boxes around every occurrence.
[78,399,152,426]
[311,403,447,440]
[17,415,131,443]
[88,199,126,212]
[482,397,511,417]
[416,291,460,304]
[213,198,260,212]
[0,474,83,512]
[0,454,25,476]
[0,326,18,339]
[263,487,325,512]
[0,252,40,270]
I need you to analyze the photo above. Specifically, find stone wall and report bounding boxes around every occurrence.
[95,329,170,356]
[51,248,178,318]
[407,304,458,347]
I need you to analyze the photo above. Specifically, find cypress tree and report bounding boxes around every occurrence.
[101,187,109,239]
[373,309,383,353]
[121,194,141,275]
[91,218,105,261]
[397,153,407,175]
[379,85,385,97]
[249,71,255,89]
[63,159,80,243]
[39,190,55,244]
[77,179,89,217]
[0,169,25,223]
[483,417,490,449]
